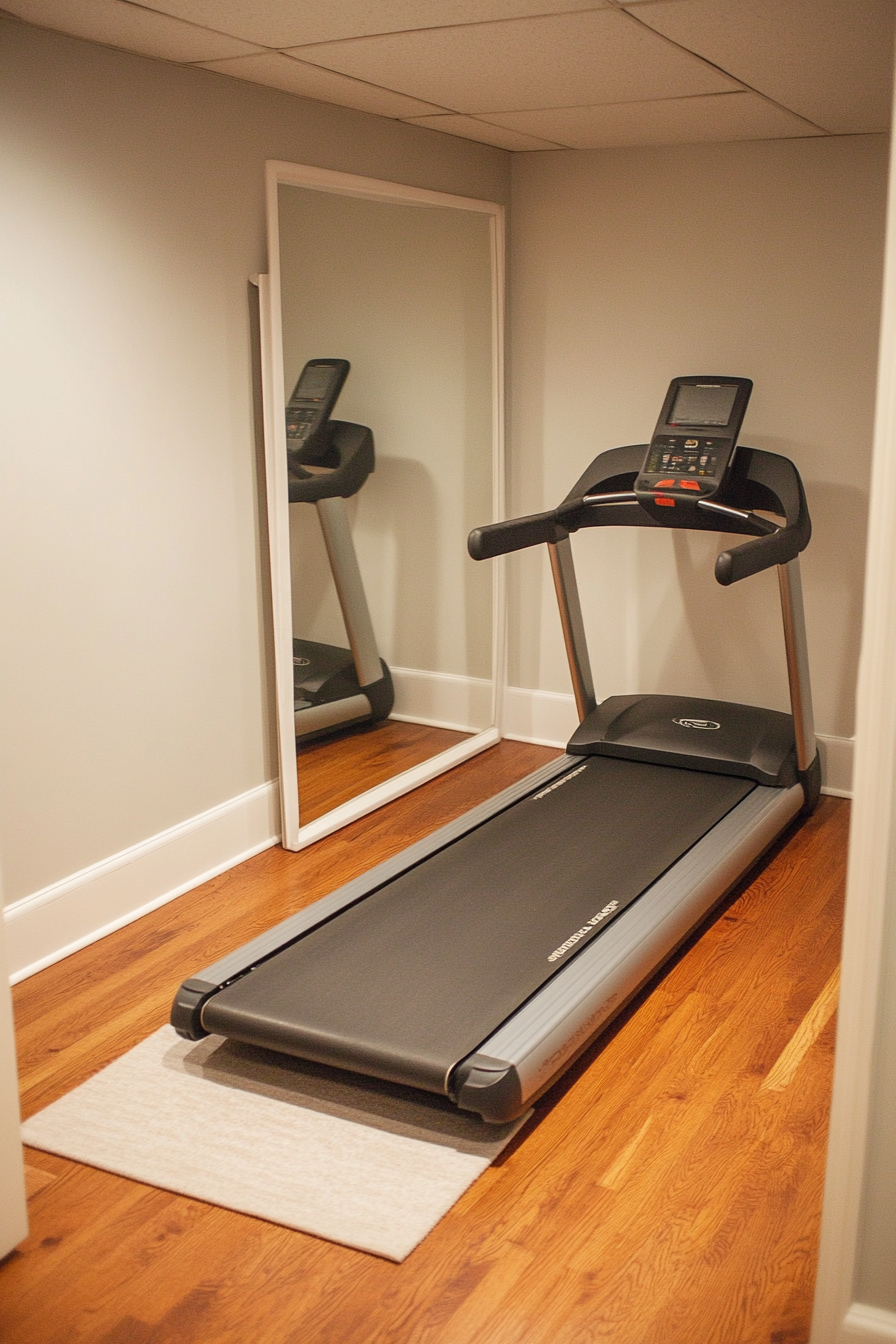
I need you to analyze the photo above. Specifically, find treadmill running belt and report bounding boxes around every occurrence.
[203,758,754,1092]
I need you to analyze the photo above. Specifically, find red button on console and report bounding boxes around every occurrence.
[678,480,701,491]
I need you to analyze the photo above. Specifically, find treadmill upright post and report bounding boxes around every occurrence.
[316,495,383,689]
[777,556,816,772]
[548,537,597,723]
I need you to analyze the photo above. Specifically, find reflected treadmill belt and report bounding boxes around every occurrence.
[203,758,754,1092]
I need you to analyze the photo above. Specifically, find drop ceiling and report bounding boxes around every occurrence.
[5,0,894,151]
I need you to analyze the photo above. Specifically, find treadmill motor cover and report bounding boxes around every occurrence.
[201,757,753,1096]
[568,694,797,787]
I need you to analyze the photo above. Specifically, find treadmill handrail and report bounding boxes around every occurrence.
[287,420,375,504]
[467,444,810,585]
[468,509,568,560]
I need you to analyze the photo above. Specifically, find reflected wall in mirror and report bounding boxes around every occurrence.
[259,163,505,851]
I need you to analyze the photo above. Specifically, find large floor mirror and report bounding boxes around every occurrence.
[257,161,505,851]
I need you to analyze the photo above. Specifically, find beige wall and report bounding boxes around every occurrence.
[508,136,888,740]
[0,19,509,905]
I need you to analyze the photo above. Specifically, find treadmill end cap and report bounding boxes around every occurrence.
[170,977,217,1041]
[451,1053,524,1124]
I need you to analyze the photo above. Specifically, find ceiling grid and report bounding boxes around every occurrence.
[4,0,893,149]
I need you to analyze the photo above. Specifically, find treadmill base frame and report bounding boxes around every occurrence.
[172,757,803,1123]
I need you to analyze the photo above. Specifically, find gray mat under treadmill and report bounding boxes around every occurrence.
[21,1026,530,1262]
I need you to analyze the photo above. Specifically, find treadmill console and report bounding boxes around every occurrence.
[286,358,350,463]
[635,376,752,521]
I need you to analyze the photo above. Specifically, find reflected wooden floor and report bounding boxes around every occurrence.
[296,718,470,824]
[5,740,847,1344]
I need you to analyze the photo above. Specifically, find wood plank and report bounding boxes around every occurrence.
[1,743,848,1344]
[761,965,841,1092]
[597,1113,654,1190]
[23,1165,56,1200]
[296,719,470,823]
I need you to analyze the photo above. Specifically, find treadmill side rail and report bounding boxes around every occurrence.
[452,782,802,1122]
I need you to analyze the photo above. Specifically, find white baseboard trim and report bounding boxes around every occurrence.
[840,1304,896,1342]
[390,666,492,734]
[817,734,856,797]
[4,781,280,984]
[503,686,855,796]
[504,685,579,747]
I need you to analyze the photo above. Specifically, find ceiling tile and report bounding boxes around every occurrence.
[196,51,446,117]
[3,0,262,62]
[403,114,563,151]
[289,9,742,114]
[626,0,895,134]
[133,1,610,49]
[483,90,825,149]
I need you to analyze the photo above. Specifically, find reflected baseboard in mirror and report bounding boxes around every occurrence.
[297,720,471,826]
[258,161,506,851]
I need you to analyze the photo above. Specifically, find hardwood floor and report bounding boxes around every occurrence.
[3,738,847,1344]
[296,717,470,823]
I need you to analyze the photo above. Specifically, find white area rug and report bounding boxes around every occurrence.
[21,1026,529,1261]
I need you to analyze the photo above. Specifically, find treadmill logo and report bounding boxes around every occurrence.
[533,763,588,801]
[293,656,311,666]
[548,901,620,963]
[674,717,720,731]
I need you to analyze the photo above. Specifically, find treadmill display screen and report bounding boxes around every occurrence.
[669,383,738,427]
[295,364,337,401]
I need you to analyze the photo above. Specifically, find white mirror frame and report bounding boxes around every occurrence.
[257,160,506,852]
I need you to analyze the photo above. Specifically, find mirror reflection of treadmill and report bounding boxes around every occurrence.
[285,360,394,744]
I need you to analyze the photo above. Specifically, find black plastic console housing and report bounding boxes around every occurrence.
[287,421,374,504]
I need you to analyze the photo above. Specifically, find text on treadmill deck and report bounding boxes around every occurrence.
[534,764,588,800]
[548,901,620,962]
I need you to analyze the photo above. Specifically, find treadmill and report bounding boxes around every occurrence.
[285,359,393,742]
[173,376,819,1123]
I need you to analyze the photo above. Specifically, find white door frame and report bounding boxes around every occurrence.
[810,64,896,1344]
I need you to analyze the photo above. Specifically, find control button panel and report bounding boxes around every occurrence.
[287,406,318,441]
[642,435,729,479]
